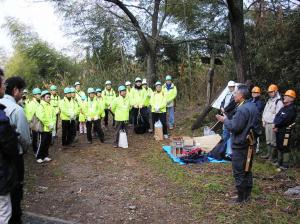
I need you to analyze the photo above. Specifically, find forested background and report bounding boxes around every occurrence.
[1,0,299,162]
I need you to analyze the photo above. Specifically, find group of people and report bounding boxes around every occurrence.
[22,75,177,163]
[0,69,178,223]
[216,81,297,203]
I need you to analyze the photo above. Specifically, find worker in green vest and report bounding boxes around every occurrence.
[35,90,56,163]
[162,75,177,129]
[50,85,60,142]
[59,87,78,148]
[24,88,41,154]
[111,85,130,147]
[83,88,105,143]
[103,80,116,127]
[74,81,86,102]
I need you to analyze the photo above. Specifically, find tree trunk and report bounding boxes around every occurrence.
[206,51,215,107]
[146,52,157,86]
[227,0,248,83]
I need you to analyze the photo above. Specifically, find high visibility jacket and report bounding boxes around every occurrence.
[150,91,167,113]
[96,97,106,118]
[35,100,56,132]
[75,90,86,102]
[78,100,86,122]
[50,94,61,114]
[83,97,102,120]
[24,98,40,122]
[111,96,130,121]
[143,87,153,107]
[102,88,116,108]
[59,97,79,121]
[162,83,177,107]
[130,88,147,108]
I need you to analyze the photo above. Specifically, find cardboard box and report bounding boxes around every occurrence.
[193,134,221,153]
[182,136,194,146]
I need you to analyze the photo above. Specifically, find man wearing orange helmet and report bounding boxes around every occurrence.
[273,90,297,170]
[251,86,265,153]
[262,84,284,161]
[251,86,265,114]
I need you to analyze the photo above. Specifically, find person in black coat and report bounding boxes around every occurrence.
[273,90,297,170]
[251,86,265,153]
[216,85,260,203]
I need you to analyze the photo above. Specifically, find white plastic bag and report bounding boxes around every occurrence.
[118,130,128,148]
[154,120,163,128]
[154,120,163,141]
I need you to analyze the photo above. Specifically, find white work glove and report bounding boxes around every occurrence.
[155,106,160,112]
[87,117,92,122]
[48,124,54,130]
[94,116,98,120]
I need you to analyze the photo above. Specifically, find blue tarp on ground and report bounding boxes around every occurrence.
[162,146,228,165]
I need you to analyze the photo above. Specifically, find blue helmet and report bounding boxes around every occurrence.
[50,85,57,91]
[165,75,172,81]
[41,90,50,97]
[64,87,70,94]
[32,88,42,95]
[118,85,126,92]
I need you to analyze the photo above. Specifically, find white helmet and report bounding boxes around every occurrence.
[142,79,147,85]
[125,81,131,86]
[227,80,235,87]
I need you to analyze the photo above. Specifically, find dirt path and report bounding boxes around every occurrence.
[24,125,196,224]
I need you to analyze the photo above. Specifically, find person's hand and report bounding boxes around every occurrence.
[262,121,266,128]
[49,125,54,130]
[215,114,227,123]
[155,106,160,112]
[273,127,278,132]
[139,105,143,109]
[87,117,91,122]
[134,105,138,108]
[221,108,225,113]
[94,116,98,120]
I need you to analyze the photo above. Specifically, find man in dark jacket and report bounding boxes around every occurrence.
[251,86,265,153]
[0,69,19,223]
[273,90,297,171]
[216,85,260,203]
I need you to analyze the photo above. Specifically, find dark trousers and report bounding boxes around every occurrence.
[104,109,115,126]
[132,107,150,130]
[9,154,24,224]
[232,148,253,194]
[152,112,168,135]
[36,132,52,159]
[61,120,76,146]
[114,121,128,145]
[32,130,39,154]
[276,129,289,167]
[55,114,59,135]
[86,119,104,142]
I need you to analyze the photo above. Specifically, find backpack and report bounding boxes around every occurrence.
[134,110,147,134]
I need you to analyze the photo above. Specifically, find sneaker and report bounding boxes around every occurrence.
[88,141,92,144]
[113,145,118,148]
[36,159,44,164]
[148,129,153,133]
[43,157,52,162]
[169,126,174,130]
[164,134,169,139]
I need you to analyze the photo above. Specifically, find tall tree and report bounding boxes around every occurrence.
[227,0,247,83]
[104,0,169,85]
